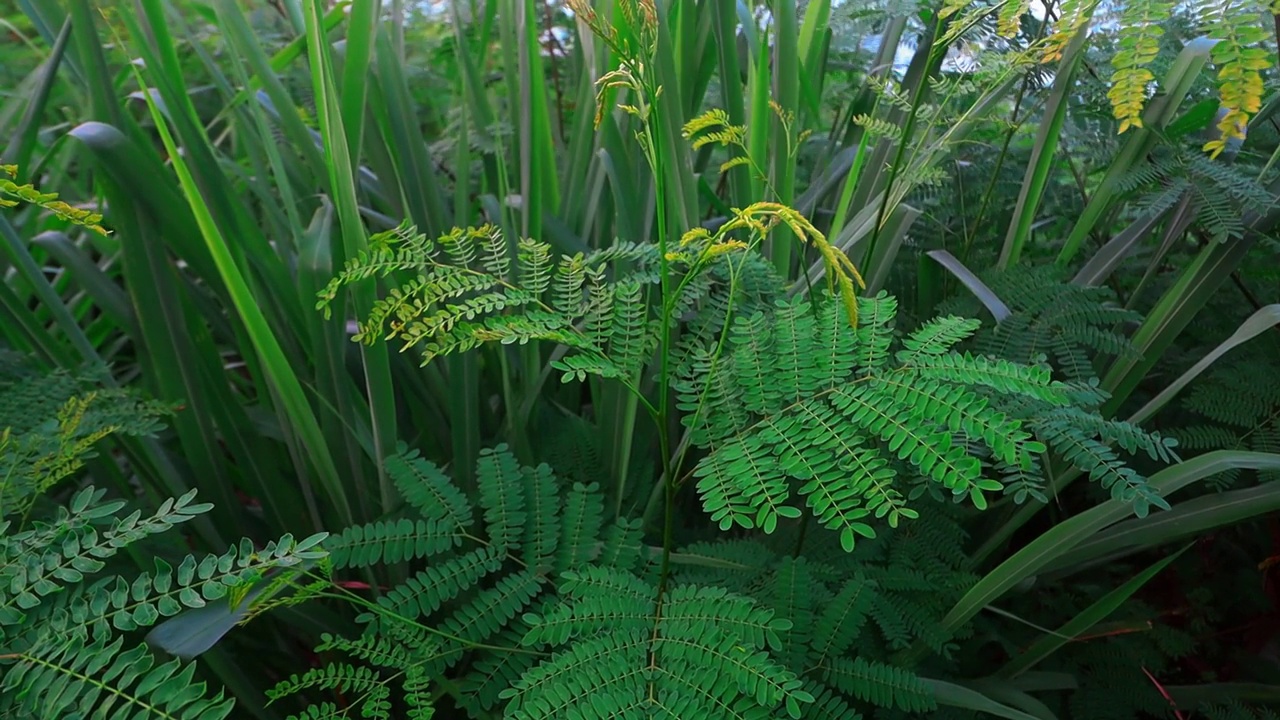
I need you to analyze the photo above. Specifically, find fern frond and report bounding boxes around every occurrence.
[315,632,418,670]
[1,488,212,622]
[1201,701,1280,720]
[385,445,474,528]
[799,680,865,720]
[767,558,817,668]
[669,539,776,593]
[437,569,545,649]
[321,222,663,384]
[6,638,236,719]
[822,656,935,713]
[269,663,387,701]
[358,548,503,626]
[282,701,349,720]
[596,518,646,572]
[554,482,605,574]
[521,463,561,572]
[895,316,982,365]
[654,622,809,712]
[681,291,1073,545]
[1035,419,1169,516]
[325,518,459,569]
[807,577,876,666]
[476,444,528,556]
[500,629,651,718]
[457,625,538,713]
[663,584,792,652]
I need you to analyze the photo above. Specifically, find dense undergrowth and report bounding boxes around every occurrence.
[3,0,1280,718]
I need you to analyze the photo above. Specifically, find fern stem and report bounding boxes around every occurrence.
[311,581,545,656]
[649,103,677,609]
[642,248,752,530]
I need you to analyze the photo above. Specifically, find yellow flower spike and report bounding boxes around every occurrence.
[704,240,746,259]
[681,227,711,246]
[682,108,729,138]
[836,275,859,328]
[1,169,110,235]
[836,252,867,290]
[637,0,657,28]
[707,202,865,328]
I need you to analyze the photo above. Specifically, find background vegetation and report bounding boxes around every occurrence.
[3,0,1280,718]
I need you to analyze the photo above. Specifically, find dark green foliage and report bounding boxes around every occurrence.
[0,353,170,515]
[1173,350,1280,487]
[940,265,1142,382]
[1118,143,1278,243]
[279,446,956,720]
[1205,702,1280,720]
[679,288,1173,539]
[0,359,328,718]
[935,268,1179,510]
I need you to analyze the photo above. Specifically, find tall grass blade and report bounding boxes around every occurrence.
[768,0,800,274]
[1,17,69,172]
[922,679,1046,720]
[931,451,1280,653]
[926,249,1013,321]
[1127,304,1280,425]
[303,0,398,515]
[1045,480,1280,574]
[711,0,750,207]
[999,547,1188,677]
[125,59,351,532]
[999,22,1090,269]
[1070,209,1169,287]
[1101,231,1272,415]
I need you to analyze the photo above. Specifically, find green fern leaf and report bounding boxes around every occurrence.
[554,482,606,574]
[823,655,935,713]
[385,445,474,529]
[326,518,458,569]
[808,577,876,666]
[521,463,561,572]
[359,548,503,627]
[476,444,528,556]
[6,638,236,719]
